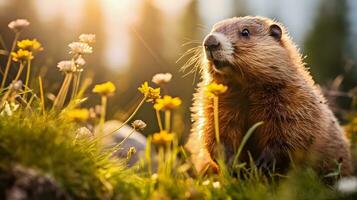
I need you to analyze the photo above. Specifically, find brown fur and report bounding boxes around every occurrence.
[186,16,352,176]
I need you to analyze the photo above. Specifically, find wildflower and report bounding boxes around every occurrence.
[92,81,116,96]
[131,120,147,131]
[79,34,96,44]
[152,130,174,145]
[75,127,93,140]
[10,80,23,91]
[212,181,221,188]
[152,73,172,85]
[154,95,182,111]
[64,108,89,122]
[0,101,19,116]
[138,82,161,102]
[11,49,33,62]
[57,60,76,73]
[68,42,93,55]
[205,82,228,97]
[202,180,210,186]
[336,176,357,194]
[8,19,30,33]
[17,39,43,52]
[75,55,86,67]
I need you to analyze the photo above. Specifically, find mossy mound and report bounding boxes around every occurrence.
[0,111,142,200]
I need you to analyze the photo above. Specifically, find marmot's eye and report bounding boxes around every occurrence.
[241,29,250,37]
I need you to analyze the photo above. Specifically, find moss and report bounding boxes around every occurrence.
[0,111,141,199]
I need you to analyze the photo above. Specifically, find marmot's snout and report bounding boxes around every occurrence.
[203,33,234,71]
[204,35,221,53]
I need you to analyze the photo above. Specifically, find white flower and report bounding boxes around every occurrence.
[75,55,86,67]
[68,42,93,55]
[75,127,93,140]
[202,180,210,186]
[131,120,147,130]
[0,101,19,116]
[336,177,357,194]
[79,34,96,44]
[57,60,76,73]
[152,73,172,85]
[11,80,23,91]
[8,19,30,32]
[212,181,221,188]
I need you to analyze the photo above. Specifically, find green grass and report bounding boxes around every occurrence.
[0,110,356,200]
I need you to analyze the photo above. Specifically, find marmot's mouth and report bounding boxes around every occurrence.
[212,59,232,70]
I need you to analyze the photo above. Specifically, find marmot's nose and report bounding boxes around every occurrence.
[204,35,220,51]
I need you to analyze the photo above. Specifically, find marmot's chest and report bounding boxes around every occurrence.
[203,94,275,158]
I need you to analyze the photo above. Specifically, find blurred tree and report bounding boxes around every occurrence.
[304,0,356,116]
[119,0,165,134]
[78,0,112,109]
[173,0,202,139]
[304,0,348,83]
[79,0,106,77]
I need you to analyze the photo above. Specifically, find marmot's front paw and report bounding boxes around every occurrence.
[256,150,275,171]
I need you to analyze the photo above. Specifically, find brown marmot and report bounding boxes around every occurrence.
[185,16,352,176]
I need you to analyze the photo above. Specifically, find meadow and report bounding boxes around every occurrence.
[0,18,357,200]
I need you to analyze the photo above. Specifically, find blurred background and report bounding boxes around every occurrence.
[0,0,356,137]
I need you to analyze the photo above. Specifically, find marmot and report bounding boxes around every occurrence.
[186,16,352,176]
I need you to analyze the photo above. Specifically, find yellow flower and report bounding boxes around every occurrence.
[17,39,43,52]
[11,49,34,62]
[138,81,161,102]
[205,82,228,97]
[92,81,116,96]
[154,95,182,111]
[152,130,174,145]
[64,108,89,122]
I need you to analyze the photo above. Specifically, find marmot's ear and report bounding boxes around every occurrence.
[269,24,282,40]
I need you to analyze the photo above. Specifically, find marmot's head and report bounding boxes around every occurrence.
[203,16,302,84]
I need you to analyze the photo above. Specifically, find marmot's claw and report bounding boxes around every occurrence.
[256,150,275,171]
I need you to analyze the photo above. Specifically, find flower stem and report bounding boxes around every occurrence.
[38,76,45,115]
[213,96,220,144]
[71,73,78,100]
[1,32,20,89]
[75,72,82,96]
[112,129,136,153]
[99,95,107,134]
[100,96,147,139]
[13,62,25,83]
[165,110,171,132]
[52,73,73,110]
[71,71,81,100]
[156,109,163,131]
[23,59,31,100]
